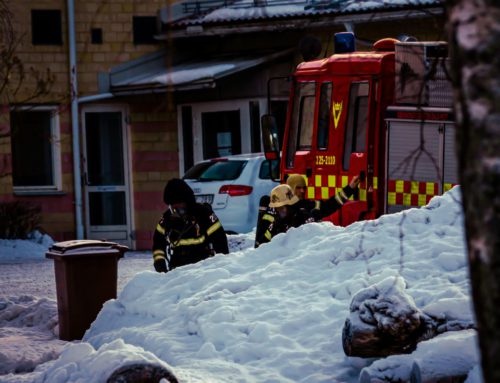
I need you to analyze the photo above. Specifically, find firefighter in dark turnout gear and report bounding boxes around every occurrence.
[255,175,360,247]
[152,179,229,272]
[287,174,361,217]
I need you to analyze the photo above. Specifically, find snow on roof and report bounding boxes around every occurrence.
[111,49,293,91]
[172,0,444,26]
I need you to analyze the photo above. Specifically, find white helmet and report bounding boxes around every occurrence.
[269,184,299,208]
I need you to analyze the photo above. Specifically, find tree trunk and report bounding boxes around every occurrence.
[446,1,500,382]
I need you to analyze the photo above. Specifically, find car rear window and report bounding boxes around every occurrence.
[199,160,247,181]
[183,162,213,179]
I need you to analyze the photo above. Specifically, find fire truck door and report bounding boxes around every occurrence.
[336,81,371,225]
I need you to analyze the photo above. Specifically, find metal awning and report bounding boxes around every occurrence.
[109,48,293,94]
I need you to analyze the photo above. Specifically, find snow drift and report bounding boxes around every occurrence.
[0,187,481,383]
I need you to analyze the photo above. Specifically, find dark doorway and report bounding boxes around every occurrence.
[202,111,241,159]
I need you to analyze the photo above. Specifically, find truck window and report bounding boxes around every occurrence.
[286,82,316,168]
[343,82,369,170]
[317,82,332,150]
[298,95,315,149]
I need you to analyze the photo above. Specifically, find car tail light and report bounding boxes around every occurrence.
[219,185,253,197]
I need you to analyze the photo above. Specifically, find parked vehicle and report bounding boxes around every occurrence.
[262,33,457,227]
[183,153,279,234]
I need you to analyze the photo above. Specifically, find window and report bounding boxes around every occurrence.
[183,162,213,180]
[317,82,332,150]
[201,110,241,159]
[343,82,369,170]
[298,96,315,149]
[31,10,62,45]
[286,82,316,168]
[133,16,157,44]
[91,28,103,44]
[181,106,194,173]
[249,101,261,152]
[10,108,61,191]
[199,161,247,181]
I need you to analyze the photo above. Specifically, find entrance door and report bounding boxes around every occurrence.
[82,108,132,247]
[202,110,242,159]
[182,99,266,168]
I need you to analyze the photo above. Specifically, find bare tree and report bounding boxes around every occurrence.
[447,1,500,382]
[0,0,55,106]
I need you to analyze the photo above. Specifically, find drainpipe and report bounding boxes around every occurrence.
[67,0,84,239]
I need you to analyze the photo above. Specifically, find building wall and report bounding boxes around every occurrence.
[1,0,167,243]
[1,1,446,247]
[6,0,165,100]
[126,95,178,250]
[73,0,166,95]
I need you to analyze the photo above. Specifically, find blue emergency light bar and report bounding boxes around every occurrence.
[334,32,356,53]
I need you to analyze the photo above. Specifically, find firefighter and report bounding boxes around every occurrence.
[255,175,360,246]
[287,173,361,216]
[254,195,274,248]
[152,178,229,273]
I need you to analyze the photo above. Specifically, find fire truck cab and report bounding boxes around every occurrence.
[262,33,457,226]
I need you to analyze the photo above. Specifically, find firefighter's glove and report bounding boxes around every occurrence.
[311,208,322,222]
[154,258,168,273]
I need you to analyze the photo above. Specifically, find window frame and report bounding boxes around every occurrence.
[297,94,315,150]
[286,81,316,168]
[316,81,332,151]
[10,105,62,193]
[342,82,369,171]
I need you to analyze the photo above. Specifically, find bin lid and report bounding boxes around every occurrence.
[46,239,129,258]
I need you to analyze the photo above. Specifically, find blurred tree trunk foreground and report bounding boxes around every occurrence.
[447,1,500,382]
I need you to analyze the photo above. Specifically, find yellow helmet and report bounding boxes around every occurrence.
[269,184,299,208]
[286,174,306,194]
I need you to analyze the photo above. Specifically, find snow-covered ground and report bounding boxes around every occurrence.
[0,187,483,382]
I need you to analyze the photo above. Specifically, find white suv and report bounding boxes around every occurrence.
[183,153,279,234]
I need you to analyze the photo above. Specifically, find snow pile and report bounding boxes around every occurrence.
[360,329,478,382]
[0,231,53,263]
[0,296,64,375]
[28,340,176,383]
[0,187,482,382]
[227,231,255,252]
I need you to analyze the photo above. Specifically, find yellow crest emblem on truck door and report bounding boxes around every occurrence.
[332,101,343,129]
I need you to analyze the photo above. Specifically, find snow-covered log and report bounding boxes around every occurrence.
[358,329,478,383]
[342,276,431,358]
[342,277,475,359]
[107,363,179,383]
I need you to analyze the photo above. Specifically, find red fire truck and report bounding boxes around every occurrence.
[262,33,457,226]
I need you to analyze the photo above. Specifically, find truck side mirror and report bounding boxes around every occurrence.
[261,114,281,181]
[261,114,280,160]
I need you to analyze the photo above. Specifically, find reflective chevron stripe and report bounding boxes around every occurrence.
[156,224,165,235]
[207,221,222,236]
[172,235,206,247]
